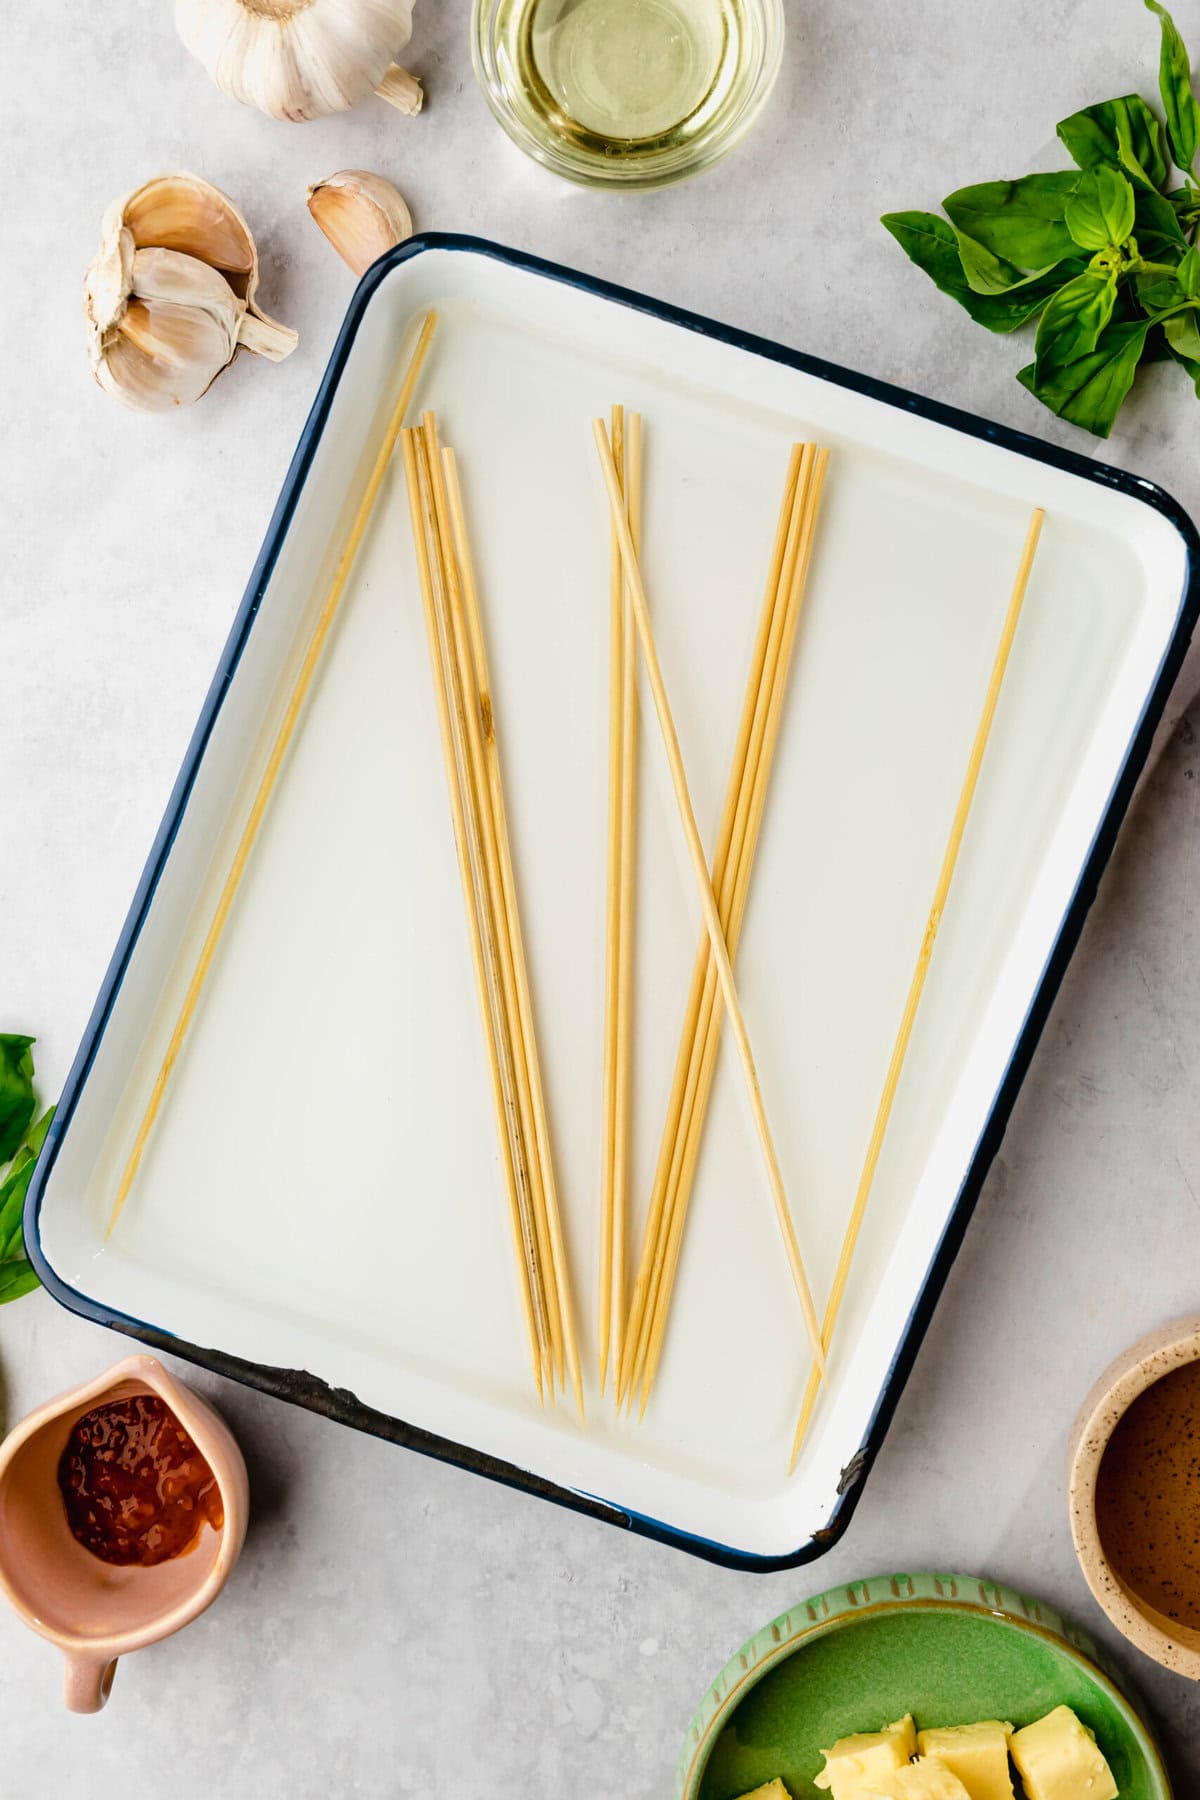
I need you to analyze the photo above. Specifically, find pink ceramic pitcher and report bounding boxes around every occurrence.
[0,1354,248,1710]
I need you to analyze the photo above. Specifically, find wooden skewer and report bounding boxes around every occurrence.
[617,444,804,1407]
[623,448,815,1412]
[403,426,550,1401]
[442,446,586,1422]
[637,449,829,1415]
[106,311,438,1241]
[629,449,825,1414]
[422,415,562,1398]
[599,405,626,1392]
[788,505,1046,1471]
[611,410,642,1389]
[592,419,827,1379]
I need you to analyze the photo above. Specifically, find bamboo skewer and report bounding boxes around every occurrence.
[403,412,582,1414]
[636,449,830,1414]
[106,311,438,1241]
[421,415,563,1396]
[442,447,585,1422]
[403,427,551,1400]
[788,506,1046,1471]
[623,451,815,1411]
[612,411,642,1389]
[625,447,828,1413]
[623,447,828,1412]
[598,406,626,1392]
[616,444,805,1407]
[623,449,814,1410]
[592,420,828,1380]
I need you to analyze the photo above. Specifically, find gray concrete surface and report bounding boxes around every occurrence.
[3,0,1200,1791]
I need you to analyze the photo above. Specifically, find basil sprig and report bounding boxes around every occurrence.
[883,0,1200,436]
[0,1033,54,1304]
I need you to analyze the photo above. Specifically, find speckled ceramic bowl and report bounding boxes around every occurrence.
[678,1572,1170,1798]
[1068,1315,1200,1679]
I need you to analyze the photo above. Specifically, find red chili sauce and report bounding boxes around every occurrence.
[57,1394,223,1567]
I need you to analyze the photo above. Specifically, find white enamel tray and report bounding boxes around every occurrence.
[29,237,1198,1567]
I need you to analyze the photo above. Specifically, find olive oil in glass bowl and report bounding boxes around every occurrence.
[472,0,785,190]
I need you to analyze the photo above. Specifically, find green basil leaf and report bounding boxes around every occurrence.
[1145,0,1200,173]
[0,1035,35,1165]
[1057,95,1170,189]
[953,229,1024,293]
[1019,319,1152,436]
[1168,339,1200,391]
[1065,167,1137,250]
[1135,247,1200,311]
[22,1107,53,1162]
[1133,182,1190,255]
[881,213,1076,333]
[0,1107,55,1265]
[942,174,1079,267]
[1165,308,1200,358]
[1035,269,1119,377]
[0,1154,33,1262]
[953,229,1057,295]
[0,1180,30,1264]
[1138,268,1184,310]
[0,1261,40,1306]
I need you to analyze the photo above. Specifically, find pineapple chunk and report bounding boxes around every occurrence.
[734,1785,791,1800]
[916,1721,1016,1800]
[814,1716,918,1796]
[888,1762,973,1799]
[1009,1707,1117,1800]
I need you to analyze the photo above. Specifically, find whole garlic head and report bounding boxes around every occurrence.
[84,173,297,413]
[175,0,422,123]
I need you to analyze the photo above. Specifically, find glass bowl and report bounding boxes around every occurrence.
[471,0,786,192]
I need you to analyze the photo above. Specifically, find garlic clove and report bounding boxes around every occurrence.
[306,169,413,276]
[122,299,234,389]
[175,0,417,122]
[94,332,185,413]
[97,300,237,413]
[128,244,244,326]
[87,246,244,413]
[119,173,254,279]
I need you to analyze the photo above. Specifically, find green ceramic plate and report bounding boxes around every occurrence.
[678,1573,1172,1799]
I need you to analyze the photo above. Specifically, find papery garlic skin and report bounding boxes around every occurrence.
[175,0,422,122]
[307,169,413,275]
[84,173,297,412]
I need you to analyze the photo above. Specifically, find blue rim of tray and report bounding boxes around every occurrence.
[25,232,1200,1572]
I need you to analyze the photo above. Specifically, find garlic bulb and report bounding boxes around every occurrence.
[307,170,413,276]
[175,0,423,123]
[84,173,297,413]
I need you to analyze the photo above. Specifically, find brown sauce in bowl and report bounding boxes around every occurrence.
[58,1394,223,1567]
[1095,1359,1200,1629]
